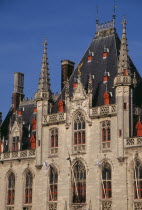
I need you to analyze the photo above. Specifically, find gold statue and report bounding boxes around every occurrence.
[77,63,83,76]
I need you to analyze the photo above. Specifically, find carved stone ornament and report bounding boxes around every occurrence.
[35,164,43,169]
[123,86,129,96]
[117,87,123,96]
[72,78,86,101]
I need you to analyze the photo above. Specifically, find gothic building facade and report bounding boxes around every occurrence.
[0,16,142,210]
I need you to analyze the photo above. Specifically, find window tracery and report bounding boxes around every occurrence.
[73,112,85,153]
[72,160,86,205]
[7,172,15,208]
[134,161,142,199]
[102,162,112,199]
[48,166,58,210]
[12,136,19,151]
[24,171,33,207]
[50,128,58,155]
[101,121,111,150]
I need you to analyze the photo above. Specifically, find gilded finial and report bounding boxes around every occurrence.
[77,63,83,76]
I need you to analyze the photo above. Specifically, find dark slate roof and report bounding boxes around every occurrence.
[52,28,142,113]
[1,100,36,151]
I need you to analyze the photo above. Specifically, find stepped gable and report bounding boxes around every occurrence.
[52,19,142,113]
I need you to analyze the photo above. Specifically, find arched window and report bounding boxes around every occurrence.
[134,161,142,199]
[73,112,85,153]
[72,160,86,204]
[101,121,111,150]
[49,166,58,202]
[7,172,15,206]
[50,128,58,155]
[24,171,33,205]
[12,136,19,151]
[102,162,112,199]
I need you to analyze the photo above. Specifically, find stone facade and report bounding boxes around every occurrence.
[0,17,142,210]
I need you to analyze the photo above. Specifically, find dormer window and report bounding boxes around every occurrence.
[102,47,109,59]
[87,51,94,63]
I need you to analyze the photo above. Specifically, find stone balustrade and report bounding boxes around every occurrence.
[124,137,142,148]
[0,149,36,161]
[90,104,117,117]
[43,113,66,125]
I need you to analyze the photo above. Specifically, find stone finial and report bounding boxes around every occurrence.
[118,17,130,74]
[37,38,51,93]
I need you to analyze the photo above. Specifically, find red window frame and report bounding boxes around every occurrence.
[50,129,58,149]
[12,137,19,151]
[49,166,58,202]
[7,172,15,205]
[102,163,112,199]
[24,171,33,204]
[134,162,142,199]
[102,122,111,142]
[73,113,85,146]
[72,161,86,204]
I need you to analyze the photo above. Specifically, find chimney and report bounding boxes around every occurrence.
[12,72,24,112]
[61,60,75,90]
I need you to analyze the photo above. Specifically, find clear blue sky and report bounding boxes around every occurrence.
[0,0,142,119]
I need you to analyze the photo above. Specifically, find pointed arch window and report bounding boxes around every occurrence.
[102,162,112,199]
[12,136,19,151]
[73,112,85,153]
[101,121,111,150]
[72,160,86,204]
[50,128,58,155]
[134,161,142,199]
[49,166,58,202]
[24,171,33,205]
[7,172,15,207]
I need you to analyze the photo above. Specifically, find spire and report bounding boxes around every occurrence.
[118,17,130,74]
[38,38,51,92]
[112,0,117,21]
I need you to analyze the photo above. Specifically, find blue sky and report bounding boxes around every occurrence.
[0,0,142,119]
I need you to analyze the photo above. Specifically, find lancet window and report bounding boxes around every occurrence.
[73,112,85,153]
[7,172,15,207]
[12,136,19,151]
[102,162,112,199]
[72,160,86,204]
[24,171,33,205]
[50,128,58,155]
[49,166,58,202]
[134,161,142,199]
[101,121,111,150]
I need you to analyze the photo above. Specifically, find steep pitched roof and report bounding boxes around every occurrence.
[52,20,142,113]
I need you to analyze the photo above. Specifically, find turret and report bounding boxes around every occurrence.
[114,18,136,161]
[34,39,52,167]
